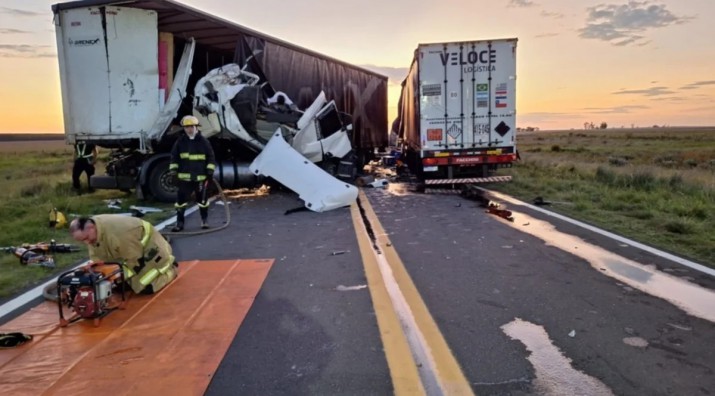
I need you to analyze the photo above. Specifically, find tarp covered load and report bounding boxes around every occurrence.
[234,36,389,149]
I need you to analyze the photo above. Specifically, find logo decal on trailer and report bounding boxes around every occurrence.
[476,83,489,108]
[495,82,508,108]
[68,37,100,47]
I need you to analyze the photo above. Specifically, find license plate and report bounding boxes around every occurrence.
[423,166,438,172]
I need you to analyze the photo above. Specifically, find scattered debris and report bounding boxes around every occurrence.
[335,284,367,291]
[129,205,163,214]
[486,203,514,221]
[104,199,123,209]
[330,250,348,256]
[224,184,271,199]
[666,323,692,331]
[568,330,576,338]
[623,337,649,348]
[355,175,375,187]
[368,179,388,188]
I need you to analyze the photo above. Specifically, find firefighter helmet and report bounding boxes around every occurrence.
[49,208,67,229]
[180,115,200,127]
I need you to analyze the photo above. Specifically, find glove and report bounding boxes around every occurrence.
[206,170,214,181]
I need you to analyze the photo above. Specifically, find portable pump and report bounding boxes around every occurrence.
[57,262,126,327]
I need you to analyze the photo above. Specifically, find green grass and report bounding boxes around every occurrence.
[489,127,715,268]
[0,143,174,300]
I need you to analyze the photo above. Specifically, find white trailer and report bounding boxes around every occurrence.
[396,38,518,185]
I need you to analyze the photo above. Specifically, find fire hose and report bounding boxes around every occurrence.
[161,178,232,237]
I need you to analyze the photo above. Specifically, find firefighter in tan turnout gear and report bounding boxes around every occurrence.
[69,215,178,294]
[170,115,217,232]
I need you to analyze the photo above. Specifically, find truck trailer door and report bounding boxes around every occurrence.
[418,40,516,152]
[55,6,159,140]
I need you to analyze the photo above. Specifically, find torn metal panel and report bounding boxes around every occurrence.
[249,132,358,212]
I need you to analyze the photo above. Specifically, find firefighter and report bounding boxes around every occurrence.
[69,215,178,295]
[72,141,98,193]
[169,115,216,231]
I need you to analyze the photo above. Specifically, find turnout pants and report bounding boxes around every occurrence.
[175,180,209,224]
[72,159,95,190]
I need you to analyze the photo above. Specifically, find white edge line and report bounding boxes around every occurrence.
[0,205,199,322]
[481,187,715,278]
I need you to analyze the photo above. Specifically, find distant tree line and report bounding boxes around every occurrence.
[584,122,608,130]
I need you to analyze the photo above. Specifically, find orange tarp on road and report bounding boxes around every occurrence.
[0,259,273,396]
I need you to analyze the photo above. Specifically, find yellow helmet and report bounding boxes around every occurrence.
[180,115,200,127]
[49,208,67,229]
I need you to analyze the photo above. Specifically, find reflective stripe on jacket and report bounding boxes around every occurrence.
[75,143,95,160]
[169,132,216,182]
[87,215,176,294]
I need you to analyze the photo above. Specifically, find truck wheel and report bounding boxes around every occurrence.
[147,159,177,203]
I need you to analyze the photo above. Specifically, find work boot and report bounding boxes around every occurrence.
[171,221,184,232]
[172,209,185,232]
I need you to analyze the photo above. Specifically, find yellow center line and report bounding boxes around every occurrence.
[351,201,426,395]
[352,190,474,395]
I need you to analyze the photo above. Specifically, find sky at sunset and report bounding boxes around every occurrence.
[0,0,713,134]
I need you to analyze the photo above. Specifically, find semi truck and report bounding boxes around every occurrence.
[52,0,388,202]
[394,38,518,186]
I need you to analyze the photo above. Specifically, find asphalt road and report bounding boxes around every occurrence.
[167,186,715,395]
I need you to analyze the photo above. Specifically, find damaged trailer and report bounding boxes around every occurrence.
[52,0,388,202]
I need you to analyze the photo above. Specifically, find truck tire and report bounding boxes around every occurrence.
[147,159,177,203]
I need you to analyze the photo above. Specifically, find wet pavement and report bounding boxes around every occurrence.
[361,183,715,395]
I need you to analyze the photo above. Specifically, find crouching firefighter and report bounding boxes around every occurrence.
[69,215,178,294]
[170,115,217,232]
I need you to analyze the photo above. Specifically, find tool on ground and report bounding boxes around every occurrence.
[57,262,127,327]
[1,247,56,268]
[0,333,33,348]
[20,240,80,254]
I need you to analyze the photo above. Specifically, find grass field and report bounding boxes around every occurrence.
[489,127,715,268]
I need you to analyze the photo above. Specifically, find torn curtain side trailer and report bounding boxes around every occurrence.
[395,39,518,186]
[52,0,388,202]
